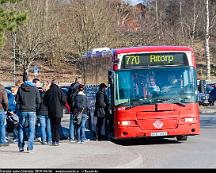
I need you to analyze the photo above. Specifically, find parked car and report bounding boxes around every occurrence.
[198,92,209,106]
[208,84,216,106]
[198,83,215,106]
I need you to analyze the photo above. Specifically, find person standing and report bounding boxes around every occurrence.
[33,78,42,142]
[37,81,52,145]
[72,84,88,144]
[67,77,83,143]
[5,88,18,142]
[0,83,9,147]
[94,83,109,140]
[16,77,41,153]
[44,80,66,146]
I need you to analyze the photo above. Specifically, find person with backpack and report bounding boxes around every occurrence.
[5,88,18,143]
[0,83,9,147]
[72,84,88,144]
[67,77,83,143]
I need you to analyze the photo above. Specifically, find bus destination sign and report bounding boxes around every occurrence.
[122,53,188,69]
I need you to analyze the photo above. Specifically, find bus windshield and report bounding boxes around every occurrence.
[114,66,198,106]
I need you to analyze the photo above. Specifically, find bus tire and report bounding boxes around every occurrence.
[176,135,188,141]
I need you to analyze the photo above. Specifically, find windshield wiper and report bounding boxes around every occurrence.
[153,97,186,107]
[125,99,152,109]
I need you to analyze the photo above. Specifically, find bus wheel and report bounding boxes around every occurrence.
[176,135,187,141]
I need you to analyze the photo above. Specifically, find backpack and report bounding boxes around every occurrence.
[73,108,84,126]
[6,112,19,132]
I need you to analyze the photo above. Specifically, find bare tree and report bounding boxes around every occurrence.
[14,0,60,79]
[205,0,211,80]
[61,0,118,83]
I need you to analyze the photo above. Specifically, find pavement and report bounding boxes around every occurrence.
[0,140,143,169]
[0,107,215,169]
[0,115,143,169]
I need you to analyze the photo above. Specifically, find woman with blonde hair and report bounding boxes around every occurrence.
[37,81,52,145]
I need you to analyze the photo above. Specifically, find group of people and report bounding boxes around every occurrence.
[0,76,110,153]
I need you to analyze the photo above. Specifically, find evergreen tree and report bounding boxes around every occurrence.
[0,0,26,46]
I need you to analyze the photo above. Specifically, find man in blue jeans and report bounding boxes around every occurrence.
[16,77,41,153]
[0,83,9,147]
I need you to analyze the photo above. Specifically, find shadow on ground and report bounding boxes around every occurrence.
[111,137,181,146]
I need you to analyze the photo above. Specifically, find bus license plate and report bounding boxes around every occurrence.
[151,132,168,137]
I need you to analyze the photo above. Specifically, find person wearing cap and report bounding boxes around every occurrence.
[72,84,89,144]
[94,83,109,140]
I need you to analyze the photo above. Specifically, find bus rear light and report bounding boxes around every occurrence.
[118,120,138,126]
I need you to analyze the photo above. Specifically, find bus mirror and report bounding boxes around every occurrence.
[108,70,114,84]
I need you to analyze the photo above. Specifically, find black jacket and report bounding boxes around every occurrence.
[44,84,66,118]
[16,82,41,112]
[37,91,48,116]
[73,91,88,114]
[94,90,109,118]
[67,82,80,109]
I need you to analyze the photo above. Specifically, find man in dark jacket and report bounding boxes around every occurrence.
[67,77,83,143]
[16,78,41,153]
[94,83,109,140]
[0,83,9,146]
[44,80,66,146]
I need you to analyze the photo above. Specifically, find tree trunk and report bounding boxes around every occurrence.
[179,0,184,37]
[155,0,160,41]
[205,0,211,80]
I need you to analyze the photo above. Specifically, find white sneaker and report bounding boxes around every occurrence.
[84,138,90,142]
[27,150,33,153]
[70,140,76,143]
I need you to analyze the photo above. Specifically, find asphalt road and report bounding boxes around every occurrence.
[0,113,216,169]
[121,113,216,168]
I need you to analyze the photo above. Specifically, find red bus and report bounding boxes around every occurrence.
[106,46,200,141]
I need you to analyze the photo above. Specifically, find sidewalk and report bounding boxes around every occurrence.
[0,115,143,169]
[0,140,142,169]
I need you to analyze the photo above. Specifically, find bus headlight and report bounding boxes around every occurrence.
[118,120,138,126]
[184,117,195,123]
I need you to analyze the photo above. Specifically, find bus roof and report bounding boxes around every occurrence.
[113,46,194,55]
